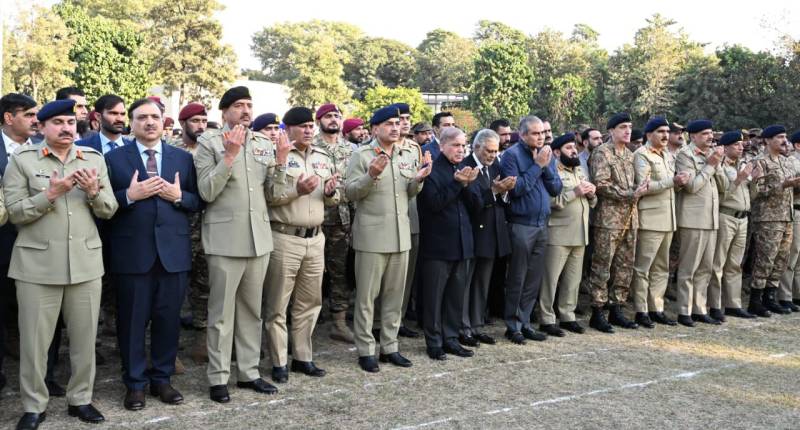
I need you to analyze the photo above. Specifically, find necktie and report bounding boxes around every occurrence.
[144,149,158,177]
[107,142,116,153]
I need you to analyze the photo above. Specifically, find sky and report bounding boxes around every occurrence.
[12,0,800,71]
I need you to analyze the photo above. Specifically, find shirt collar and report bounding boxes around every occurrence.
[99,131,122,147]
[136,139,162,155]
[472,153,485,170]
[2,130,31,147]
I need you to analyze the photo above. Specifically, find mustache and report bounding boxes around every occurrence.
[58,132,74,137]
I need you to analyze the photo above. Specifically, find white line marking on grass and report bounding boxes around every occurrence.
[485,407,514,415]
[769,353,787,358]
[145,416,172,424]
[392,417,453,430]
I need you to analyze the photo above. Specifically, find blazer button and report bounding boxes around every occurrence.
[479,225,484,229]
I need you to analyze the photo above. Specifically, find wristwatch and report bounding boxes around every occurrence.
[172,198,182,208]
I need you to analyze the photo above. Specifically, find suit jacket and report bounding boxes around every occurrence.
[105,143,202,274]
[676,143,728,230]
[462,155,511,258]
[634,143,678,232]
[75,133,132,154]
[0,134,17,266]
[417,153,482,261]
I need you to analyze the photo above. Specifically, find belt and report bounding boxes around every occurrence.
[270,222,321,238]
[719,206,749,219]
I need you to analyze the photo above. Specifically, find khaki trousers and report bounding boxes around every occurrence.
[676,228,717,315]
[632,230,673,313]
[710,213,748,309]
[539,245,584,325]
[779,217,800,301]
[354,251,408,357]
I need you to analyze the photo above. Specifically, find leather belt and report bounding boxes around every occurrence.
[270,222,321,238]
[719,206,749,219]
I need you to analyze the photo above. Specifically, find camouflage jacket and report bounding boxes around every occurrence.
[313,133,354,225]
[589,142,638,230]
[750,153,794,223]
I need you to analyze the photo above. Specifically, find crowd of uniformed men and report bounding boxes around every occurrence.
[0,84,799,430]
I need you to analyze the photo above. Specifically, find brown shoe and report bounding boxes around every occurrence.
[174,356,185,375]
[124,389,146,411]
[190,331,208,364]
[149,383,184,405]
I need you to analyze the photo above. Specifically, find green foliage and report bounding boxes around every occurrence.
[543,74,597,134]
[415,29,477,93]
[449,107,480,134]
[473,20,527,46]
[287,39,351,108]
[352,86,432,124]
[343,38,418,100]
[467,42,533,126]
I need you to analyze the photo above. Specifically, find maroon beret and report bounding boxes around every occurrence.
[178,102,207,121]
[163,117,174,128]
[343,118,364,135]
[315,103,340,120]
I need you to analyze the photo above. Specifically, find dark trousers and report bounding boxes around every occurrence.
[0,265,12,372]
[504,223,548,333]
[462,257,495,335]
[115,258,186,390]
[422,259,469,348]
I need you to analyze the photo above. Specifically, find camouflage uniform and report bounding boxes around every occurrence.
[779,154,800,301]
[750,154,794,291]
[588,142,639,307]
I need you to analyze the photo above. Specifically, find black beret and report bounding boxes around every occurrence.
[644,117,669,133]
[631,129,643,142]
[551,132,576,150]
[282,107,314,126]
[719,131,743,146]
[36,99,76,122]
[686,119,713,134]
[606,112,632,130]
[790,130,800,144]
[251,113,279,131]
[218,86,251,110]
[389,103,410,115]
[761,125,786,139]
[370,106,400,126]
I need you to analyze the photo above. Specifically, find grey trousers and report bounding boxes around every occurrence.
[504,223,548,333]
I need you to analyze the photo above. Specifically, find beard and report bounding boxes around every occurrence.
[560,152,581,167]
[76,120,89,136]
[322,124,340,134]
[186,127,204,142]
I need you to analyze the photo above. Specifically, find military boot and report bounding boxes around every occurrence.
[608,304,638,329]
[589,307,614,333]
[190,330,208,364]
[747,290,772,318]
[329,311,355,344]
[763,288,790,315]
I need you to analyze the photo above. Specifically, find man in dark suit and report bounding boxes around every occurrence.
[459,129,514,346]
[105,98,201,411]
[0,93,39,392]
[418,127,482,360]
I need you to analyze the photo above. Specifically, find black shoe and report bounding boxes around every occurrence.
[236,378,278,395]
[649,311,677,326]
[443,342,474,357]
[748,291,772,318]
[779,300,800,312]
[540,324,565,337]
[458,334,480,347]
[559,321,585,334]
[426,347,447,360]
[794,299,800,306]
[67,404,104,424]
[634,312,655,329]
[589,307,615,333]
[45,379,66,397]
[398,326,420,338]
[691,313,721,325]
[608,304,638,329]
[291,360,326,377]
[521,327,547,341]
[473,332,496,344]
[15,412,45,430]
[379,352,413,367]
[209,385,230,403]
[271,366,288,383]
[149,383,183,405]
[504,329,526,345]
[677,315,695,327]
[95,350,106,366]
[764,288,790,314]
[124,389,146,410]
[709,308,726,322]
[358,355,380,372]
[0,372,6,391]
[725,307,756,319]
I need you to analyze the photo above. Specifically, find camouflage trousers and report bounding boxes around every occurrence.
[750,221,793,291]
[188,215,209,329]
[323,223,352,313]
[589,227,636,307]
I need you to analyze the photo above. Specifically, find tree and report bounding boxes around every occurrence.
[63,0,159,24]
[146,0,237,105]
[343,38,418,100]
[56,4,152,103]
[467,42,533,126]
[286,39,351,109]
[415,29,477,93]
[2,6,74,102]
[352,86,432,124]
[544,73,597,133]
[473,20,527,46]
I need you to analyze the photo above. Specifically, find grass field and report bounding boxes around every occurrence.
[1,302,798,429]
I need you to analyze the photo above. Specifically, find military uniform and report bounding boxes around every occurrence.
[194,126,281,386]
[401,139,423,328]
[3,142,117,413]
[779,154,800,303]
[631,143,678,314]
[539,161,595,325]
[264,144,339,367]
[345,138,423,357]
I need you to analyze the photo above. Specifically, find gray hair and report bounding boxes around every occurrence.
[472,129,499,151]
[439,127,465,146]
[518,115,543,135]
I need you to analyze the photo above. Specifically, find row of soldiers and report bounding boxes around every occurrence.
[1,84,799,430]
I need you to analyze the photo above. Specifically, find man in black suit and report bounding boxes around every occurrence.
[418,127,482,360]
[459,130,515,346]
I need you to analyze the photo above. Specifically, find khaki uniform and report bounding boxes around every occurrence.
[588,142,638,307]
[779,154,800,301]
[710,157,751,309]
[345,139,423,357]
[194,126,283,386]
[264,145,339,366]
[3,143,117,413]
[402,139,423,325]
[632,143,678,313]
[539,161,595,324]
[750,154,794,291]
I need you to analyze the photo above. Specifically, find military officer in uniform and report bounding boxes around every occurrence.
[345,106,431,372]
[631,117,689,328]
[194,86,290,402]
[264,107,339,383]
[4,99,118,429]
[538,133,595,336]
[779,130,800,312]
